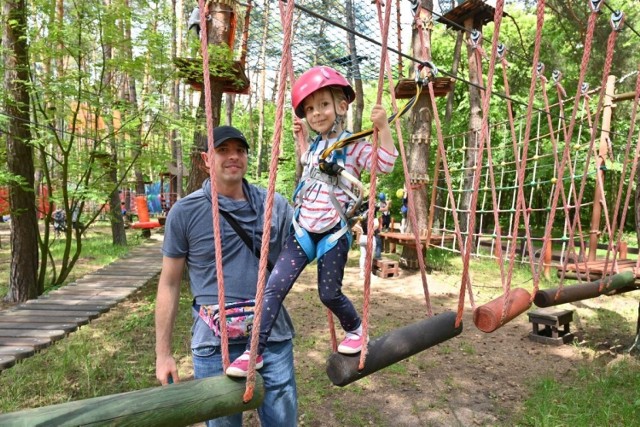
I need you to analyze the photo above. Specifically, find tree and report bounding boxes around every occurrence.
[3,0,40,301]
[406,0,434,236]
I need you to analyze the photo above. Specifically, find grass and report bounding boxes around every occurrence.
[1,225,640,425]
[517,360,640,426]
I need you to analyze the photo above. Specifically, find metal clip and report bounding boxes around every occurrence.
[610,10,624,32]
[536,62,545,77]
[470,29,482,48]
[580,82,590,96]
[497,43,507,60]
[552,69,562,84]
[588,0,602,13]
[415,61,438,85]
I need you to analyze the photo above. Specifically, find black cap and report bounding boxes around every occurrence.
[208,126,249,151]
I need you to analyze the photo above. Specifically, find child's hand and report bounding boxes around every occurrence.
[293,117,308,140]
[370,105,389,130]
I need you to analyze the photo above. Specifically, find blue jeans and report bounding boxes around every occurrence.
[192,340,298,427]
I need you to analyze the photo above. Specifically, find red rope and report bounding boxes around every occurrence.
[454,0,508,326]
[198,0,231,369]
[242,0,297,403]
[607,66,640,275]
[551,17,622,298]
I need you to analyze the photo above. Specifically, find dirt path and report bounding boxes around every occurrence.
[283,255,639,426]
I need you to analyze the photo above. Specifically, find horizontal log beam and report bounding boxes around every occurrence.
[0,375,263,427]
[534,271,637,307]
[326,311,462,387]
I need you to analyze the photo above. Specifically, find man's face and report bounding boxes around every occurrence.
[201,139,248,185]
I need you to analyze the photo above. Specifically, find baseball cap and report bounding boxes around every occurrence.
[208,126,249,151]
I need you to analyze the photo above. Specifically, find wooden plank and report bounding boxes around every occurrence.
[5,309,100,319]
[0,321,79,333]
[0,355,16,370]
[0,315,89,326]
[0,329,67,340]
[19,301,110,313]
[37,295,120,305]
[0,337,52,351]
[68,282,142,290]
[0,346,36,360]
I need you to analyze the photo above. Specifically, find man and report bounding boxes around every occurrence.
[155,126,297,427]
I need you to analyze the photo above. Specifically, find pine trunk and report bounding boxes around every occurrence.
[3,0,40,302]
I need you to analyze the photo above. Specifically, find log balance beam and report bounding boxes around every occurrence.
[473,287,532,333]
[533,271,637,308]
[326,311,462,387]
[0,375,264,427]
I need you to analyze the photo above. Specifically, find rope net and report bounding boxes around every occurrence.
[196,0,640,387]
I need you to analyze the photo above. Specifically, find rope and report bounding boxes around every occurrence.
[607,66,640,272]
[242,0,296,403]
[198,0,231,369]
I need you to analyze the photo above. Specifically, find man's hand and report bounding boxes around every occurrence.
[156,354,179,385]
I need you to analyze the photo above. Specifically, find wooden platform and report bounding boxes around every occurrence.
[379,232,455,269]
[528,307,575,346]
[562,259,640,284]
[0,240,163,373]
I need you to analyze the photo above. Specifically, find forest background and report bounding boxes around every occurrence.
[2,0,640,310]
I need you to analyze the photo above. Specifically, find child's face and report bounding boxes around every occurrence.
[301,88,347,136]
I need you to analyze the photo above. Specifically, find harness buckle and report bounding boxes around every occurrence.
[319,160,344,176]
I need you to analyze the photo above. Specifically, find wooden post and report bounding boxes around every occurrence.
[619,241,628,260]
[543,240,553,280]
[588,75,615,261]
[0,375,264,426]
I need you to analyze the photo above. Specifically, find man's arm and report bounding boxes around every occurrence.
[155,255,186,385]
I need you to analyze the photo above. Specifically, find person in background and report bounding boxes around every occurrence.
[378,193,391,232]
[155,125,298,427]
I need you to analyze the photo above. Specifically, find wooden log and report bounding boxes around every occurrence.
[326,311,462,387]
[473,288,532,333]
[0,375,264,427]
[534,271,637,307]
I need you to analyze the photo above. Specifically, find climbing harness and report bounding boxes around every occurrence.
[292,131,364,261]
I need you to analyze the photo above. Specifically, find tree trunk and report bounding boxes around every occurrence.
[171,0,185,199]
[102,0,127,246]
[3,0,40,302]
[186,2,234,193]
[406,0,434,235]
[460,18,483,239]
[255,0,269,178]
[445,31,463,123]
[346,0,364,132]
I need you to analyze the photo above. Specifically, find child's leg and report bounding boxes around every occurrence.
[227,234,309,378]
[317,234,361,333]
[257,233,310,354]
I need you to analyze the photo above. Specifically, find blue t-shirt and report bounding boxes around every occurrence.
[162,178,295,349]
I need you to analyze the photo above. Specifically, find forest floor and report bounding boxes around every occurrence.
[190,252,640,426]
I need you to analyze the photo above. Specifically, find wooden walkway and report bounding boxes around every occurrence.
[0,239,163,372]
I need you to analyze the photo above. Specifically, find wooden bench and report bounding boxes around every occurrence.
[373,258,399,279]
[527,307,575,346]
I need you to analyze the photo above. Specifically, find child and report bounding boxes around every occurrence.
[226,65,398,377]
[378,193,391,232]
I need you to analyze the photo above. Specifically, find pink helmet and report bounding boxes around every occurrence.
[292,66,356,118]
